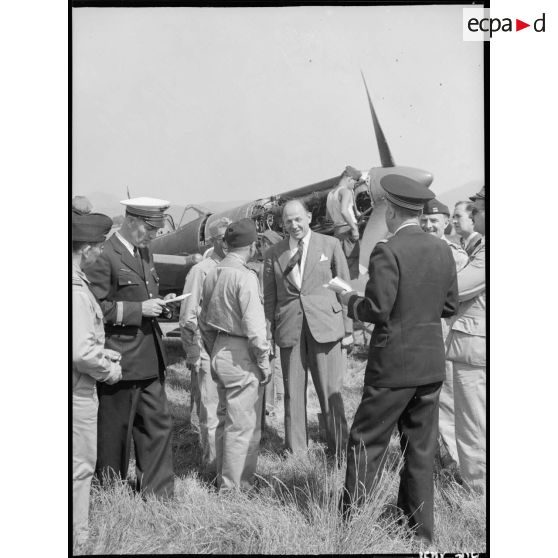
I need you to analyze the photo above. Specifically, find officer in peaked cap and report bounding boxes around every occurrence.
[84,196,179,499]
[72,210,122,546]
[199,218,271,491]
[339,173,459,542]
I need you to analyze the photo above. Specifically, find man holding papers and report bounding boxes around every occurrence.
[338,174,458,543]
[85,197,180,499]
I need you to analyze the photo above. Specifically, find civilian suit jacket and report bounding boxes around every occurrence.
[348,225,458,388]
[84,234,167,381]
[263,231,352,348]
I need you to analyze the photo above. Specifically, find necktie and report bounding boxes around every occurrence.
[134,247,144,278]
[284,239,304,278]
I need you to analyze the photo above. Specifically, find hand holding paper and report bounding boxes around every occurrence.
[161,293,191,305]
[323,276,353,294]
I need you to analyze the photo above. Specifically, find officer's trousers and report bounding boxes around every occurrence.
[342,381,442,542]
[197,343,219,473]
[73,388,98,545]
[96,377,174,498]
[438,359,459,466]
[453,363,486,492]
[210,334,263,491]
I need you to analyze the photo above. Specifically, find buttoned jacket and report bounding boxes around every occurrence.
[348,225,458,387]
[84,234,167,380]
[263,232,351,348]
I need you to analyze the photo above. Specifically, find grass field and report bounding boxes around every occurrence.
[76,338,486,555]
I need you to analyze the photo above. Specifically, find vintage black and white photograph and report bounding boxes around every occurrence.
[71,3,485,555]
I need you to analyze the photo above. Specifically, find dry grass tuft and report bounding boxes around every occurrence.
[75,341,485,555]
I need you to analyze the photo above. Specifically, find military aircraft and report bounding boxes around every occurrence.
[150,73,433,296]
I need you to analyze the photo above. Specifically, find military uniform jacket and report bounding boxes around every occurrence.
[84,234,167,381]
[72,263,117,394]
[263,232,352,348]
[348,225,458,387]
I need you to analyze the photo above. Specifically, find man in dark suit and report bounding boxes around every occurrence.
[263,200,352,455]
[84,197,179,499]
[339,175,459,542]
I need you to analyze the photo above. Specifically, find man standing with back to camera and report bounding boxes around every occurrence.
[199,219,271,491]
[339,174,458,543]
[85,197,179,499]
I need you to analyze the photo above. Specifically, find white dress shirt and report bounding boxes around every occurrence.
[288,230,311,289]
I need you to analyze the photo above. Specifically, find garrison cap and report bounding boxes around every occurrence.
[261,229,282,245]
[423,198,450,216]
[343,165,362,181]
[380,173,435,211]
[121,197,170,228]
[469,186,485,202]
[72,209,113,242]
[225,218,258,248]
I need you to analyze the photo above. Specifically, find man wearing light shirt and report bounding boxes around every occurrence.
[421,198,469,470]
[446,187,486,493]
[179,217,231,474]
[263,200,352,456]
[453,200,483,257]
[199,219,271,490]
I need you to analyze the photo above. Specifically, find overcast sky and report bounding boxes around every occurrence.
[72,5,483,207]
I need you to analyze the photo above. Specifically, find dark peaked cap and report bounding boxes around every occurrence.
[72,210,113,242]
[225,218,258,248]
[423,198,450,216]
[380,173,435,211]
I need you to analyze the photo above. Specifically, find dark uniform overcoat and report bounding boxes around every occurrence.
[84,233,174,498]
[342,224,458,541]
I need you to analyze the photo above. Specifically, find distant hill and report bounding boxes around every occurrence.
[437,180,484,209]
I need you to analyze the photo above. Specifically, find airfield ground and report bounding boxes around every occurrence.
[75,335,486,555]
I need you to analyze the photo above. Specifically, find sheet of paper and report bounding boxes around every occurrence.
[161,293,191,304]
[323,276,353,294]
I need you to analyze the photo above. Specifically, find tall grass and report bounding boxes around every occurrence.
[75,343,486,555]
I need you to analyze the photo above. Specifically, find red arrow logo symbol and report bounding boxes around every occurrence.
[516,19,530,31]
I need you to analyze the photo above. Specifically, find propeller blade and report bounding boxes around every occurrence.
[361,71,395,168]
[127,186,131,199]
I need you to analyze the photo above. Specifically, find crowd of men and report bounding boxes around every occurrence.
[72,170,486,546]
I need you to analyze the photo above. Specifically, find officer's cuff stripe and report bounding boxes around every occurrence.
[116,301,123,325]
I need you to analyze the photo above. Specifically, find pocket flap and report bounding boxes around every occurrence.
[451,315,485,336]
[118,273,140,286]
